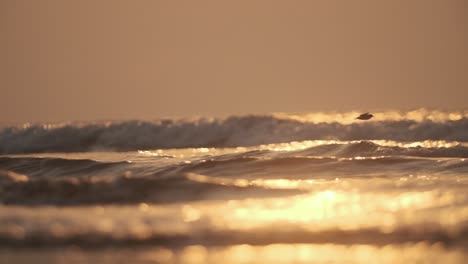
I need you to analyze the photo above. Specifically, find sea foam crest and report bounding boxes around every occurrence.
[0,109,467,154]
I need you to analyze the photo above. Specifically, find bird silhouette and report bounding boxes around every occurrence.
[356,112,374,120]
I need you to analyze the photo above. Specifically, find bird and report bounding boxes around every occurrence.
[356,112,374,120]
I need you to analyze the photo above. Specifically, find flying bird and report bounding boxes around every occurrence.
[356,112,374,120]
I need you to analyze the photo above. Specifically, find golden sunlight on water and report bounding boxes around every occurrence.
[136,139,467,158]
[12,139,465,163]
[258,139,465,152]
[1,179,467,263]
[201,190,467,233]
[167,175,468,238]
[136,243,466,264]
[2,243,466,264]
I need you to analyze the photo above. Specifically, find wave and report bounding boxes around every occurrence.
[0,109,467,154]
[288,140,468,158]
[1,200,468,247]
[1,223,468,248]
[1,141,467,179]
[2,142,468,205]
[0,172,302,206]
[0,157,127,178]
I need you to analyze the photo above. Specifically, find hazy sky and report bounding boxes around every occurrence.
[1,0,467,123]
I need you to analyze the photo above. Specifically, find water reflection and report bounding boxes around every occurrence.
[3,243,465,263]
[203,189,466,233]
[141,243,466,264]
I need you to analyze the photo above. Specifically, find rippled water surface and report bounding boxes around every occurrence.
[1,110,467,263]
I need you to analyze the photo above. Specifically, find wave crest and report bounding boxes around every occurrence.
[1,110,467,154]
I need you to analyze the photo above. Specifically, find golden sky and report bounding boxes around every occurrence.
[1,0,467,123]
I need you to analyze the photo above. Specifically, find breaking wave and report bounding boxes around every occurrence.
[1,141,468,205]
[1,109,467,154]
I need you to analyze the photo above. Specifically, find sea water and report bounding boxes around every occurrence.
[1,109,467,263]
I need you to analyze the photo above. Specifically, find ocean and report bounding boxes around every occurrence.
[1,109,467,263]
